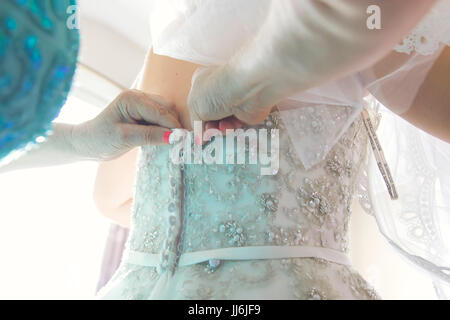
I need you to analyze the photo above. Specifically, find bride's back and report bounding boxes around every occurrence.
[139,50,201,131]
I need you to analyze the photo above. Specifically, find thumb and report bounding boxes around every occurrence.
[119,124,172,148]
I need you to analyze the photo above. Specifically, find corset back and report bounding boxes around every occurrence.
[97,107,382,300]
[127,107,370,270]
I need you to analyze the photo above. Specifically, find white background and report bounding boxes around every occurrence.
[0,97,108,299]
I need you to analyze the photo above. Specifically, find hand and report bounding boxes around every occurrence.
[187,66,273,142]
[72,90,181,161]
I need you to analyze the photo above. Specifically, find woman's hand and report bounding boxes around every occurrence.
[1,90,181,173]
[72,90,182,161]
[187,66,273,142]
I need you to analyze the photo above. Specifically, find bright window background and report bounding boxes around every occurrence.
[349,200,439,299]
[0,70,116,299]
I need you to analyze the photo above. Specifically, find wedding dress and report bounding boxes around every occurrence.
[98,108,380,299]
[97,0,450,299]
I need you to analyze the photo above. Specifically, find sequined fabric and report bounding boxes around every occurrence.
[97,108,381,300]
[0,0,79,162]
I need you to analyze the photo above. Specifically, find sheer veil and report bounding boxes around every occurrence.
[277,2,450,298]
[148,0,450,298]
[358,100,450,298]
[356,1,450,298]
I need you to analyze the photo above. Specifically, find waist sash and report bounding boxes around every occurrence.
[124,245,352,268]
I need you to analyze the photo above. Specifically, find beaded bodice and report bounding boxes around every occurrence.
[126,107,370,275]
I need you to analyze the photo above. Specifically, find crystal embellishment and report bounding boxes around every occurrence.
[218,220,247,247]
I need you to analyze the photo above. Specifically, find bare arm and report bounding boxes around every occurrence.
[401,46,450,142]
[370,46,450,142]
[239,0,436,101]
[93,148,138,228]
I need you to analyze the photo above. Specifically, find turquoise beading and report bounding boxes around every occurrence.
[0,0,79,161]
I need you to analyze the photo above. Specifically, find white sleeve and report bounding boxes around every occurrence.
[224,0,437,170]
[228,0,436,104]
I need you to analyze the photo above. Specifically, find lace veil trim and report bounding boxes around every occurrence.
[395,0,450,55]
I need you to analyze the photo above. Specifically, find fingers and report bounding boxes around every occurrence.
[201,117,244,144]
[228,117,245,129]
[203,121,220,143]
[116,90,182,129]
[187,66,234,127]
[187,65,271,128]
[218,116,244,132]
[233,105,273,126]
[119,123,172,148]
[205,120,220,132]
[149,94,178,118]
[187,67,209,127]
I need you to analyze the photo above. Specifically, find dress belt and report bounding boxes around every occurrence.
[123,245,352,269]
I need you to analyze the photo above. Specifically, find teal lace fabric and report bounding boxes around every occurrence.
[97,109,381,300]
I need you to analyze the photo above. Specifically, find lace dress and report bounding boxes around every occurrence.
[97,107,381,300]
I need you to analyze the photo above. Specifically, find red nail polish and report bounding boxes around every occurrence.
[163,131,173,144]
[219,121,229,134]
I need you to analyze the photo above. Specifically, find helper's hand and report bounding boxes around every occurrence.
[72,90,181,161]
[187,65,273,142]
[187,0,435,144]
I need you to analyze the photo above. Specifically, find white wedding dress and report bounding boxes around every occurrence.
[97,0,450,299]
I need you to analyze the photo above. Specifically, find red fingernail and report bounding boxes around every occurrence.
[195,135,201,146]
[163,131,173,144]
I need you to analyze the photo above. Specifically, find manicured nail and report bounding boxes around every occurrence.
[163,131,173,145]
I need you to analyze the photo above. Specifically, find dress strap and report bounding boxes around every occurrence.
[123,245,352,269]
[361,108,398,200]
